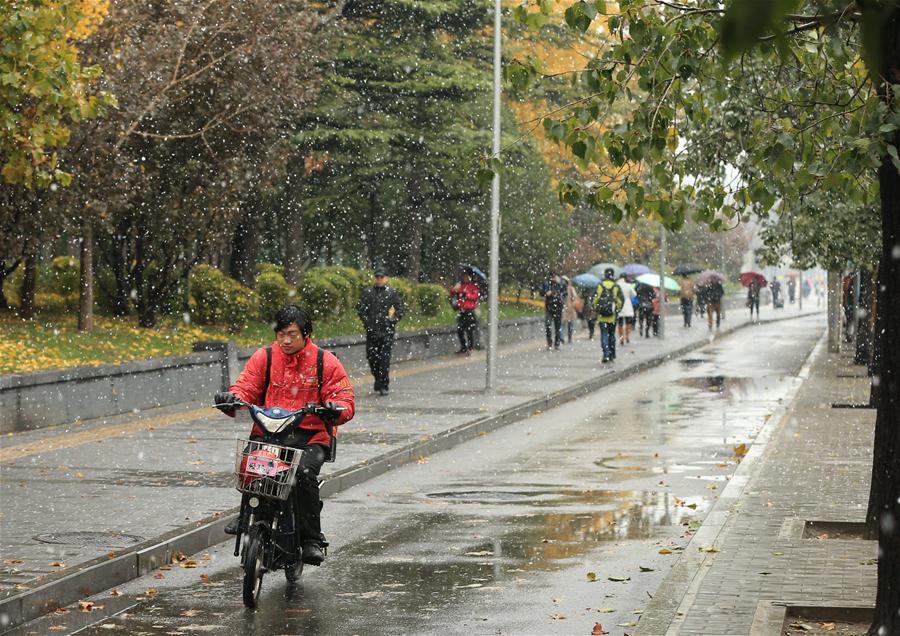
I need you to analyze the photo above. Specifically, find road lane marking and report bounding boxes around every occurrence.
[0,407,212,463]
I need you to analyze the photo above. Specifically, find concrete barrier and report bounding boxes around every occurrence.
[0,317,543,433]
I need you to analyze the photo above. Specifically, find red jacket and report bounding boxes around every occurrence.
[451,281,480,311]
[229,339,355,446]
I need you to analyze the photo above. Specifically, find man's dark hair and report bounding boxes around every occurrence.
[274,304,313,336]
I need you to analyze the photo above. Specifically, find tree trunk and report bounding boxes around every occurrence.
[133,223,156,328]
[865,9,900,630]
[283,210,305,285]
[0,259,21,310]
[405,177,424,281]
[854,268,872,365]
[229,196,260,287]
[78,217,94,332]
[19,239,37,320]
[827,270,843,352]
[367,191,379,269]
[106,215,133,316]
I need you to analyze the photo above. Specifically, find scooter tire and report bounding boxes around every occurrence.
[242,527,265,608]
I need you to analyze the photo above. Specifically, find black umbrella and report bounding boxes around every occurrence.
[673,264,703,276]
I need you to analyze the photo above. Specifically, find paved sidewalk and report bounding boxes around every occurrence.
[636,341,876,635]
[0,302,821,628]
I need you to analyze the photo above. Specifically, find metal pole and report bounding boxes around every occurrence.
[659,226,666,340]
[798,269,803,311]
[485,0,501,390]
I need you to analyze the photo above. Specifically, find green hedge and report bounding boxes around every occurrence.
[416,283,446,316]
[388,278,416,313]
[256,262,284,277]
[297,272,341,321]
[189,264,257,332]
[256,271,293,323]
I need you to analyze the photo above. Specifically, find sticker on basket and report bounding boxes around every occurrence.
[247,456,277,476]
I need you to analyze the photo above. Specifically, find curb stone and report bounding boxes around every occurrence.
[0,310,823,632]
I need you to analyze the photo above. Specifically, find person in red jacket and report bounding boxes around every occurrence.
[450,270,481,355]
[215,304,355,567]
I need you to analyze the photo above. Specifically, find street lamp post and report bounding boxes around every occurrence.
[659,226,666,340]
[485,0,501,390]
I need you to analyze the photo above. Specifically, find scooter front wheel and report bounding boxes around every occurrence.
[242,526,265,608]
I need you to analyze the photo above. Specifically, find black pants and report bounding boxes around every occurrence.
[289,443,327,550]
[681,299,693,326]
[365,333,393,391]
[457,310,477,351]
[748,296,759,319]
[639,306,653,336]
[545,309,562,347]
[586,319,596,339]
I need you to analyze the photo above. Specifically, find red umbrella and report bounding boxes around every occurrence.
[739,271,768,288]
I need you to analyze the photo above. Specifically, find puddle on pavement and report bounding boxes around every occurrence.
[676,375,781,399]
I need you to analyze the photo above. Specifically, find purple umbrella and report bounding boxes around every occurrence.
[623,263,651,277]
[695,270,726,287]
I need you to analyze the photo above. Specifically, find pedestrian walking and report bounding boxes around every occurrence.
[747,278,761,322]
[616,275,637,345]
[679,275,695,327]
[595,268,624,363]
[705,279,724,330]
[636,282,654,338]
[650,288,665,336]
[357,267,405,395]
[450,270,481,355]
[560,276,578,344]
[581,287,597,340]
[788,277,796,303]
[541,271,566,350]
[771,279,783,308]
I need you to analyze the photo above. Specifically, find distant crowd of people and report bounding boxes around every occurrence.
[540,269,729,363]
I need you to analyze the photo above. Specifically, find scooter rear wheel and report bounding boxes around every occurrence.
[242,527,265,608]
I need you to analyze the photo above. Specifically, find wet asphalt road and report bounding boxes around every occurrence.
[25,315,823,636]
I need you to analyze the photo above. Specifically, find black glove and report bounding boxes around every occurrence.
[320,401,343,424]
[214,391,237,413]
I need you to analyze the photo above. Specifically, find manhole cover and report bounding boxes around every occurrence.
[33,531,144,548]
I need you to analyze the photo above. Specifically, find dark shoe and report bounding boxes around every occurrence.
[378,388,389,396]
[455,349,468,355]
[224,518,244,535]
[301,543,325,566]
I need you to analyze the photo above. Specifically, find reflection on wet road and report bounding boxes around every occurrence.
[66,315,823,636]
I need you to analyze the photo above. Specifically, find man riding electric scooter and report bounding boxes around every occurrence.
[215,304,355,568]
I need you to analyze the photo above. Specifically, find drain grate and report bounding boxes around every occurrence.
[33,531,144,548]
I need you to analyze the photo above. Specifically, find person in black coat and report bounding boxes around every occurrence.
[357,268,405,395]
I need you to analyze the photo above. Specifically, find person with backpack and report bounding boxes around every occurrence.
[214,304,355,568]
[541,271,566,350]
[636,282,655,337]
[357,267,405,395]
[595,268,624,363]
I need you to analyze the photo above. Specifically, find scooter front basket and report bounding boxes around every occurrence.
[234,438,300,501]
